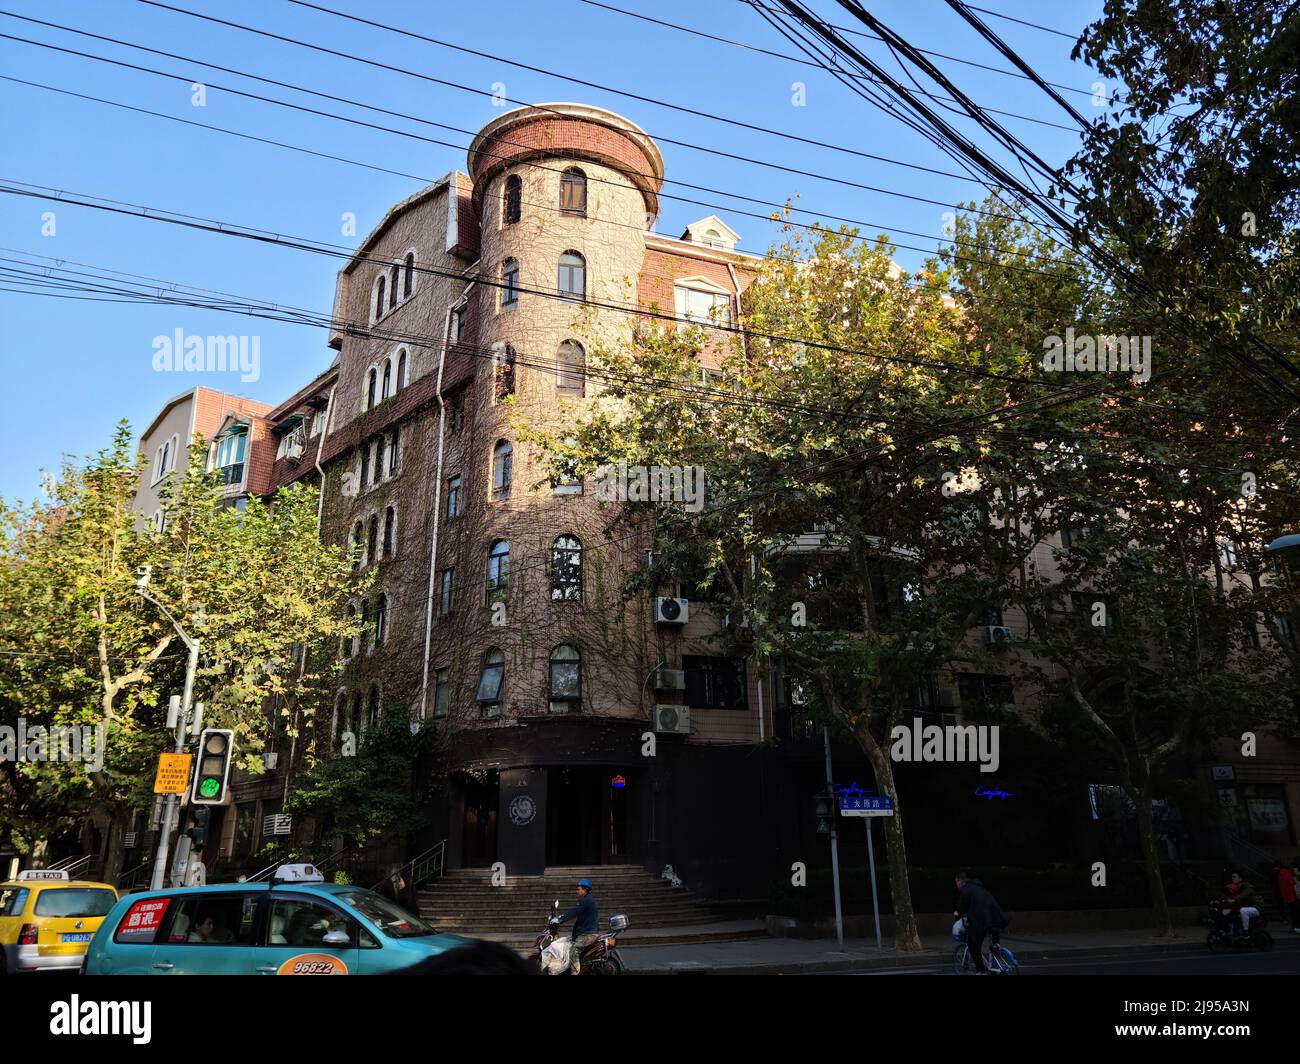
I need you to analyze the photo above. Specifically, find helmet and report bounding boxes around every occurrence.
[577,878,593,891]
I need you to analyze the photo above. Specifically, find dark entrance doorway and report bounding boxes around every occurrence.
[461,769,499,868]
[546,767,631,866]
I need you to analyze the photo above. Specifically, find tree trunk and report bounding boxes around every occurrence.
[856,723,923,951]
[1131,786,1173,935]
[102,804,129,885]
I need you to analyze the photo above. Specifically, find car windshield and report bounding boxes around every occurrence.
[336,889,437,939]
[33,888,116,918]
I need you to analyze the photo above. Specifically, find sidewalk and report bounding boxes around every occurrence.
[619,924,1216,974]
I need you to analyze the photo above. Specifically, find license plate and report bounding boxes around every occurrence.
[61,933,92,943]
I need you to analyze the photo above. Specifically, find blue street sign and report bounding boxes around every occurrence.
[838,795,894,816]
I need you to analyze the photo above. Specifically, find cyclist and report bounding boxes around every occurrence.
[954,870,1007,974]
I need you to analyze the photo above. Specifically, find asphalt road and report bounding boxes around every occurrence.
[815,939,1300,975]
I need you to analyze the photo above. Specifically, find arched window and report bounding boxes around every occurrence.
[403,252,415,297]
[396,349,407,392]
[476,648,504,708]
[350,521,364,570]
[551,535,582,601]
[501,258,519,308]
[374,593,387,645]
[366,367,377,410]
[549,644,582,712]
[503,174,522,225]
[381,360,392,402]
[486,539,510,604]
[389,264,399,311]
[558,251,585,302]
[367,682,381,729]
[560,168,587,215]
[383,505,396,557]
[374,276,386,320]
[367,514,379,565]
[493,344,516,402]
[556,341,586,395]
[492,440,513,499]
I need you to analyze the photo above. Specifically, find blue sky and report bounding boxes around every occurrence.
[0,0,1108,501]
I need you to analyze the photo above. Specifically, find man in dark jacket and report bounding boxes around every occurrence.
[954,871,1007,974]
[552,878,599,974]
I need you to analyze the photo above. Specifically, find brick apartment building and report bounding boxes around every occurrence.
[126,103,1300,899]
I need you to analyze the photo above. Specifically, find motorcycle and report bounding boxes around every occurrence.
[534,899,629,975]
[1204,904,1273,952]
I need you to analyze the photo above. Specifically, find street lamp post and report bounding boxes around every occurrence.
[135,566,202,891]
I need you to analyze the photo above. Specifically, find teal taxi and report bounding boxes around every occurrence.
[84,864,466,975]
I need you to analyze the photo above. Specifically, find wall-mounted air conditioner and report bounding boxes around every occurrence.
[654,597,689,625]
[654,668,686,692]
[985,626,1012,645]
[651,704,691,735]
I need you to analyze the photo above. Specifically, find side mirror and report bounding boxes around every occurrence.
[322,930,350,946]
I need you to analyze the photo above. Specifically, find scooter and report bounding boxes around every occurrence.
[534,899,629,975]
[1204,904,1273,952]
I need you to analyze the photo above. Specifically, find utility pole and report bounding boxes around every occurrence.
[822,726,845,951]
[135,566,203,891]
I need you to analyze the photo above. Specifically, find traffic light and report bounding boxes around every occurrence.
[187,806,211,847]
[190,729,235,805]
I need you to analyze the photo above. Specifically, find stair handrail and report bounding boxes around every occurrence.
[116,859,154,892]
[1226,832,1283,872]
[371,840,446,892]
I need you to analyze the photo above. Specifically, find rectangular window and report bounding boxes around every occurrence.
[682,655,748,709]
[452,307,464,344]
[388,428,400,474]
[956,672,1014,716]
[675,286,732,330]
[215,431,247,486]
[439,568,455,616]
[450,393,464,434]
[476,658,504,704]
[501,262,519,308]
[434,667,449,718]
[447,475,461,518]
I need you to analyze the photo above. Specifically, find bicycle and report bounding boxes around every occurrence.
[951,923,1019,975]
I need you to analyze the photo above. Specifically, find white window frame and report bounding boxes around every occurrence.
[674,278,733,331]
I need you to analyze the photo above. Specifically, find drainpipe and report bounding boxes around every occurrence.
[283,384,337,805]
[731,262,763,740]
[419,274,477,717]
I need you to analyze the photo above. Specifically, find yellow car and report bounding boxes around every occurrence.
[0,869,119,973]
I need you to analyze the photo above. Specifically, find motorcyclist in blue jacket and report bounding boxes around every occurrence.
[552,878,599,973]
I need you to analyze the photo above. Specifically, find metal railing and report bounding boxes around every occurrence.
[49,854,96,879]
[117,859,154,892]
[371,840,446,892]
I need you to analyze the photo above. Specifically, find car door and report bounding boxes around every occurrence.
[148,891,262,975]
[248,892,361,976]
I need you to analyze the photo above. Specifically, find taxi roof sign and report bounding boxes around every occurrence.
[17,869,70,881]
[272,863,324,883]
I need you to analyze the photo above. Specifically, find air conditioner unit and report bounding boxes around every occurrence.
[654,667,686,692]
[285,440,305,462]
[262,751,279,771]
[724,610,751,629]
[123,832,137,849]
[985,625,1012,645]
[654,597,689,625]
[262,814,292,837]
[341,471,359,497]
[652,704,690,735]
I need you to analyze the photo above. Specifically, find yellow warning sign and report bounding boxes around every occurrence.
[153,753,192,794]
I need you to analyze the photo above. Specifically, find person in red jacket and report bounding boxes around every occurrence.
[1277,860,1299,933]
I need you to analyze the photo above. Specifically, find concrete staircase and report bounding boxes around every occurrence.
[417,865,761,948]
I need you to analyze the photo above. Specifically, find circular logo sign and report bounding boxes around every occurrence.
[508,794,537,826]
